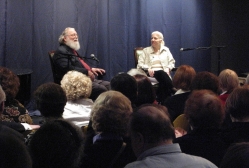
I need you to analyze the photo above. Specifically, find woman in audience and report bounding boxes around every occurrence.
[163,65,196,121]
[0,66,33,124]
[82,91,136,168]
[190,71,220,94]
[29,119,84,168]
[221,85,249,143]
[133,74,157,107]
[220,142,249,168]
[174,89,228,166]
[61,70,93,128]
[218,69,240,105]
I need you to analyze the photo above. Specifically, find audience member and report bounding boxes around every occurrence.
[245,73,249,85]
[220,142,249,168]
[25,82,67,145]
[33,82,67,122]
[0,124,32,168]
[61,70,93,128]
[125,104,217,168]
[133,74,157,107]
[164,65,196,121]
[190,71,220,94]
[137,31,175,103]
[221,85,249,143]
[53,27,109,100]
[82,91,136,168]
[110,73,138,108]
[218,69,240,104]
[174,90,228,166]
[0,66,33,124]
[29,119,84,168]
[0,83,39,133]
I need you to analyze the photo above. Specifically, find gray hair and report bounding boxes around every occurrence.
[58,27,75,44]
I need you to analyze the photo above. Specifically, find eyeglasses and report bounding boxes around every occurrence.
[66,33,78,37]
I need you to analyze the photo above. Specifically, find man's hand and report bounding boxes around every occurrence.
[88,70,95,81]
[91,68,105,76]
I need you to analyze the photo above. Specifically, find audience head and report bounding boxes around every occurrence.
[29,119,84,168]
[191,71,219,94]
[133,74,156,107]
[34,82,67,119]
[218,69,239,94]
[226,85,249,122]
[91,90,132,136]
[129,104,175,157]
[110,73,137,104]
[61,70,92,101]
[220,142,249,168]
[172,65,196,91]
[184,89,225,129]
[58,27,80,50]
[0,125,32,168]
[0,67,20,100]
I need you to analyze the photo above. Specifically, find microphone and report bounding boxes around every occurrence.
[90,54,99,62]
[180,48,195,51]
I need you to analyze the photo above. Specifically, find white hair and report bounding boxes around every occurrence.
[151,31,164,40]
[58,27,75,44]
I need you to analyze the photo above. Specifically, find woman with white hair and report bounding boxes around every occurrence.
[61,70,93,128]
[137,31,176,103]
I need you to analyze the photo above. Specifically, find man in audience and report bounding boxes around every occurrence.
[53,27,109,100]
[125,104,217,168]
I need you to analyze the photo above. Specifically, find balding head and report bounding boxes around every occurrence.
[129,104,175,156]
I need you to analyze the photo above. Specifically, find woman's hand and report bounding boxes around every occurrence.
[148,68,154,77]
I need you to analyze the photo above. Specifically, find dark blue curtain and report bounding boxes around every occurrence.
[0,0,212,94]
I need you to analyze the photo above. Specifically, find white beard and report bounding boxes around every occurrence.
[65,40,80,51]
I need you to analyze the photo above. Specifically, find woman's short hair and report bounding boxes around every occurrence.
[190,71,219,94]
[0,67,20,99]
[220,142,249,168]
[91,90,132,136]
[184,89,225,129]
[34,82,67,118]
[218,69,239,93]
[61,71,92,101]
[226,85,249,121]
[134,74,156,106]
[151,31,164,40]
[172,65,196,90]
[110,73,137,103]
[29,119,84,168]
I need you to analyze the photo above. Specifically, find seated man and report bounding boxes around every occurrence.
[125,104,217,168]
[53,27,109,100]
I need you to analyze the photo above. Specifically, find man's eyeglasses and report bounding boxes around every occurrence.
[66,33,78,37]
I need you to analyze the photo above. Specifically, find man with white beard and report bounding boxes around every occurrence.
[53,27,110,100]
